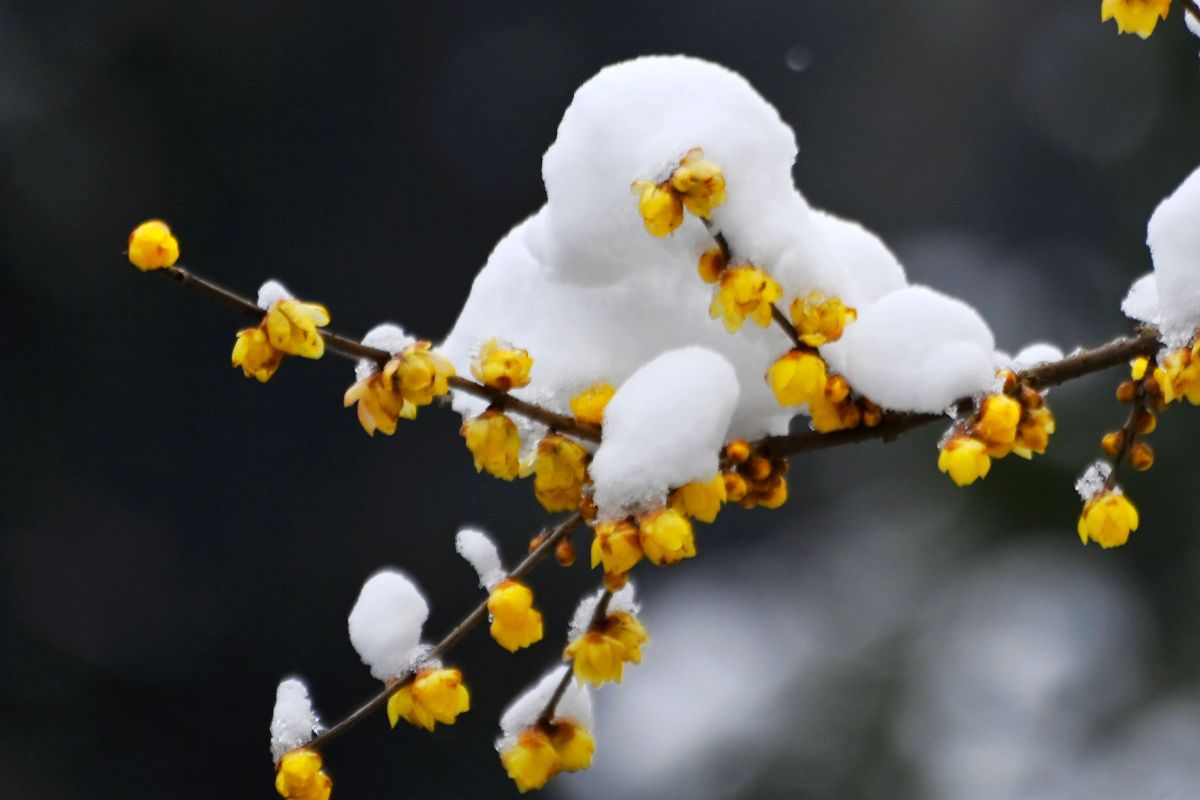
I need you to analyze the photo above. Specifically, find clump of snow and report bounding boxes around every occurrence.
[257,279,293,310]
[455,527,506,590]
[1188,10,1200,39]
[347,570,430,681]
[355,323,415,381]
[270,677,324,762]
[1125,165,1200,347]
[497,666,594,753]
[1012,343,1064,371]
[568,584,640,643]
[1075,461,1112,502]
[820,286,997,413]
[589,347,738,519]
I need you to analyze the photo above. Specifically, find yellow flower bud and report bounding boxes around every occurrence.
[589,518,643,576]
[766,350,828,407]
[669,148,727,219]
[461,410,521,480]
[386,668,470,732]
[384,342,456,407]
[1101,0,1170,38]
[724,439,751,463]
[710,266,783,332]
[569,383,615,426]
[697,247,727,284]
[1012,405,1055,459]
[975,394,1021,446]
[471,338,533,391]
[488,580,544,652]
[669,473,727,523]
[789,292,857,347]
[533,434,589,512]
[634,180,684,237]
[1130,356,1150,381]
[637,508,696,566]
[1129,441,1155,471]
[231,325,283,382]
[937,435,991,487]
[1077,492,1139,548]
[127,220,179,271]
[501,727,560,793]
[265,299,330,359]
[275,749,332,800]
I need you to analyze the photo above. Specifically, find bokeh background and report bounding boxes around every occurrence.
[3,2,1200,798]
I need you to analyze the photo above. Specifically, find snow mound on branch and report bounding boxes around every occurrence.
[355,323,414,381]
[347,570,429,681]
[569,583,640,644]
[455,527,506,590]
[821,286,997,413]
[590,347,738,519]
[1124,164,1200,347]
[257,279,293,310]
[497,666,593,753]
[270,677,323,761]
[1012,342,1065,371]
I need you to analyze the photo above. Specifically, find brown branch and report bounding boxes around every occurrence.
[1104,382,1146,491]
[537,588,613,727]
[305,513,582,754]
[756,329,1163,460]
[155,265,600,442]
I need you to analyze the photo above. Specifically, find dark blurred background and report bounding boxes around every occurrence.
[3,2,1200,798]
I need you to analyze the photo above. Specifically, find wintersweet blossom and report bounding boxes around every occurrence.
[569,383,614,426]
[532,434,589,512]
[1101,0,1171,38]
[488,580,544,652]
[709,266,783,332]
[343,371,416,436]
[590,518,643,577]
[231,325,284,382]
[789,292,856,347]
[1078,492,1140,548]
[634,180,684,237]
[471,338,533,391]
[501,723,595,793]
[697,247,727,284]
[669,473,727,523]
[637,507,696,565]
[669,148,727,218]
[266,299,330,359]
[564,610,649,686]
[766,349,828,407]
[1155,344,1200,405]
[386,668,470,731]
[127,220,180,271]
[938,434,991,487]
[275,750,332,800]
[387,342,456,406]
[461,410,521,480]
[1014,405,1056,458]
[974,394,1022,456]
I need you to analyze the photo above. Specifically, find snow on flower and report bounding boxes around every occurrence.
[497,666,594,754]
[455,527,507,590]
[270,677,324,762]
[347,569,430,681]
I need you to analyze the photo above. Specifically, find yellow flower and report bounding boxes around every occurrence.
[382,342,456,406]
[637,508,696,566]
[807,394,860,434]
[533,434,589,512]
[563,611,648,686]
[501,728,561,793]
[1156,347,1200,405]
[589,518,643,576]
[461,410,521,480]
[759,474,788,509]
[1077,492,1139,548]
[549,722,595,773]
[127,220,180,271]
[386,668,470,732]
[1013,405,1056,459]
[697,247,728,284]
[343,372,417,436]
[669,148,727,219]
[1101,0,1170,38]
[669,474,727,523]
[265,299,330,359]
[1130,356,1150,381]
[789,292,857,347]
[570,383,614,426]
[488,580,544,652]
[231,325,283,382]
[471,339,533,391]
[634,180,684,237]
[766,350,828,407]
[607,611,649,664]
[937,435,991,487]
[710,266,783,332]
[974,394,1022,454]
[275,749,332,800]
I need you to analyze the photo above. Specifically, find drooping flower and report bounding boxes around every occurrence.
[1101,0,1171,38]
[343,372,416,436]
[533,434,589,512]
[500,722,595,793]
[569,383,615,426]
[974,393,1022,455]
[634,181,684,237]
[232,325,284,382]
[710,266,783,332]
[669,474,727,523]
[1077,491,1139,548]
[937,434,991,487]
[385,342,456,406]
[589,518,643,577]
[488,580,544,652]
[471,338,533,392]
[563,611,649,686]
[461,410,521,480]
[386,668,470,732]
[265,299,331,359]
[766,349,828,407]
[789,291,856,347]
[127,220,180,271]
[669,148,727,218]
[637,508,696,565]
[274,749,332,800]
[1013,405,1056,458]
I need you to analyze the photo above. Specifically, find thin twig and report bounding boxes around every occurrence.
[1182,0,1200,25]
[306,513,582,754]
[537,588,613,727]
[1104,383,1146,491]
[156,265,600,442]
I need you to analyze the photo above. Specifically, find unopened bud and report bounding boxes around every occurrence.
[555,536,577,567]
[1116,381,1137,404]
[1101,431,1124,457]
[1129,441,1154,471]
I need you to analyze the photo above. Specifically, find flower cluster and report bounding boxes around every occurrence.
[232,298,331,382]
[275,750,332,800]
[387,668,471,731]
[488,580,545,652]
[564,609,649,686]
[721,441,789,509]
[590,507,697,590]
[633,147,727,237]
[344,342,455,435]
[501,722,595,793]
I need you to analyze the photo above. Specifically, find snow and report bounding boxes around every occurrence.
[1075,461,1112,502]
[589,347,738,519]
[1011,343,1064,371]
[1124,165,1200,347]
[455,527,506,590]
[270,677,323,762]
[497,666,594,752]
[568,584,640,643]
[257,279,293,310]
[1188,10,1200,39]
[821,286,997,413]
[347,570,430,681]
[355,323,415,381]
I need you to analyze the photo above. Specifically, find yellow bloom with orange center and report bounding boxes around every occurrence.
[1155,346,1200,405]
[343,372,416,436]
[1077,492,1139,548]
[669,148,727,219]
[385,342,456,406]
[937,434,991,487]
[501,722,594,793]
[1013,405,1056,459]
[637,507,696,566]
[710,266,783,332]
[461,410,521,480]
[789,292,857,347]
[589,518,643,576]
[549,722,595,773]
[569,383,614,426]
[471,339,533,392]
[1101,0,1170,38]
[766,349,828,407]
[974,394,1022,455]
[265,299,330,359]
[606,611,649,664]
[807,394,860,434]
[488,580,544,652]
[634,180,684,237]
[669,474,727,523]
[533,434,589,512]
[231,325,284,382]
[127,220,180,271]
[386,668,470,732]
[563,611,648,686]
[275,749,332,800]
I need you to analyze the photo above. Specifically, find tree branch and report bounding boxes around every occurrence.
[537,588,613,727]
